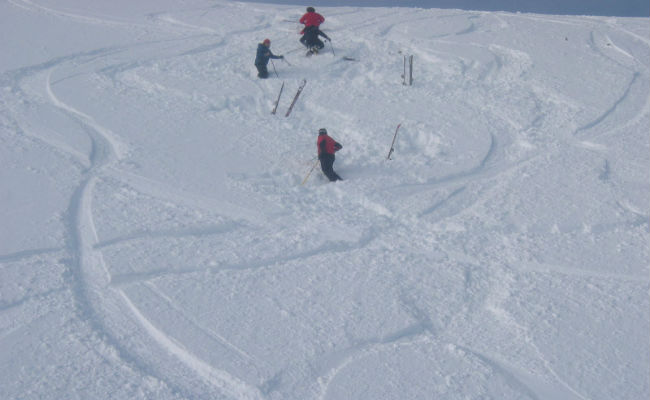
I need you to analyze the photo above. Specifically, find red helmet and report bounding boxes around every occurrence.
[262,38,270,46]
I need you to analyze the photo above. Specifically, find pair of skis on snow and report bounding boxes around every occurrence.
[272,79,306,117]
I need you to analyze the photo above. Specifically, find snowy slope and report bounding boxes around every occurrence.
[235,0,650,17]
[1,1,649,399]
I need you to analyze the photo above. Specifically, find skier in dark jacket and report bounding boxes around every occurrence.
[301,26,330,54]
[317,128,343,181]
[254,39,283,79]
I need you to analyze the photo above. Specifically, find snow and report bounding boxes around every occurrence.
[235,0,650,18]
[1,0,649,399]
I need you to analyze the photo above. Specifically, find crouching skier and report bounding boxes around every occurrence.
[317,128,343,181]
[301,26,330,55]
[255,38,283,79]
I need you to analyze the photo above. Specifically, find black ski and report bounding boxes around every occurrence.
[387,123,402,160]
[271,81,284,114]
[285,79,307,117]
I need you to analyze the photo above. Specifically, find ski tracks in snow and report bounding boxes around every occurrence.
[42,66,200,396]
[3,2,648,400]
[1,3,271,397]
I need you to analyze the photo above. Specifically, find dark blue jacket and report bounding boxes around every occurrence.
[255,43,281,66]
[301,26,330,47]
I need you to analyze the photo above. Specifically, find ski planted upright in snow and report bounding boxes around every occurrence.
[387,123,402,160]
[402,55,413,85]
[271,81,284,114]
[285,79,307,117]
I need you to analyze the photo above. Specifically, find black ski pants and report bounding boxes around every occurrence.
[300,27,325,50]
[319,153,342,181]
[300,36,324,50]
[255,63,269,79]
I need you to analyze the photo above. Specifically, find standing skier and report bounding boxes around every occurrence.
[299,7,329,54]
[254,39,283,79]
[317,128,343,181]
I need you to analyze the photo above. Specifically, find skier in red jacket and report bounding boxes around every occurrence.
[299,7,324,28]
[299,7,328,52]
[317,128,343,181]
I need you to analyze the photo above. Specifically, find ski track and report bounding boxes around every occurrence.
[117,289,264,399]
[483,267,594,400]
[453,345,543,400]
[94,221,243,249]
[2,2,648,399]
[42,62,197,396]
[144,281,260,366]
[108,228,378,287]
[316,334,433,400]
[0,287,67,314]
[8,0,148,29]
[399,13,650,232]
[103,168,273,225]
[1,15,214,395]
[573,71,641,138]
[0,247,63,264]
[520,261,648,283]
[387,130,526,206]
[3,7,287,393]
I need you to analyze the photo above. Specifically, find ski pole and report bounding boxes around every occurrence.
[328,39,335,56]
[282,57,292,66]
[270,59,279,78]
[286,46,306,54]
[301,159,319,185]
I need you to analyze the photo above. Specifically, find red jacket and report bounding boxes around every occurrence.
[300,12,324,28]
[318,134,342,156]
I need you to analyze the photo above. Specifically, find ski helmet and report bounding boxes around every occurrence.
[307,7,315,13]
[262,38,270,46]
[318,128,327,135]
